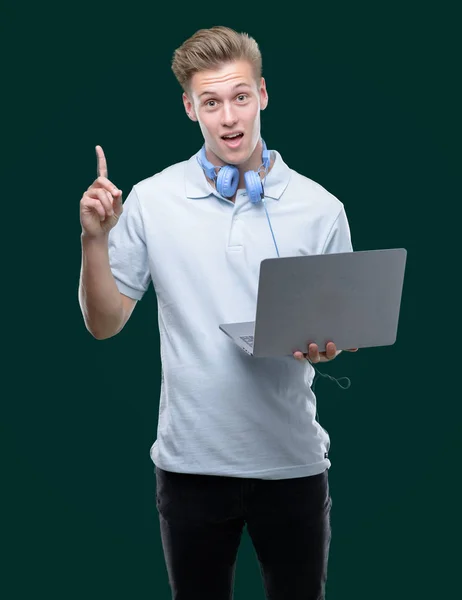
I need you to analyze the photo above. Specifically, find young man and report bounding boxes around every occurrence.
[79,26,356,600]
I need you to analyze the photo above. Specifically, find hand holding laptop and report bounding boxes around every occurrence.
[293,342,358,363]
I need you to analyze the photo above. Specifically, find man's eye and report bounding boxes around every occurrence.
[237,95,247,101]
[205,100,216,107]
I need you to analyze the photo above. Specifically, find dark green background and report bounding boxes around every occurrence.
[2,1,460,598]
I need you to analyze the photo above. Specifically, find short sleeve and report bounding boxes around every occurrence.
[108,186,151,300]
[321,206,353,254]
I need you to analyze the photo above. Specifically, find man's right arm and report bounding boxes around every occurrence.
[78,233,136,340]
[78,145,139,340]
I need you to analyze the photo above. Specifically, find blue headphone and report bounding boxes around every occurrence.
[196,138,280,257]
[197,139,271,204]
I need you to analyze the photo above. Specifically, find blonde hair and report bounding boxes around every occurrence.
[171,26,262,94]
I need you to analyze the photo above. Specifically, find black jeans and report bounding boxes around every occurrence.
[155,466,332,600]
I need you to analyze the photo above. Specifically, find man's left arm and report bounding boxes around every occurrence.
[293,205,357,363]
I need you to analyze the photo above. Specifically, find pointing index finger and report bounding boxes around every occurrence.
[95,145,108,179]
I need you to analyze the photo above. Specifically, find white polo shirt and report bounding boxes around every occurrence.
[108,147,353,480]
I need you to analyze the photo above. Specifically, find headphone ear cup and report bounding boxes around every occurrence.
[217,165,239,198]
[244,170,264,204]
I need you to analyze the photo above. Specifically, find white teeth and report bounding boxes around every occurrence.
[223,133,241,139]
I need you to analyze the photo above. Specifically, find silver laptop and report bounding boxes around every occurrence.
[219,248,407,357]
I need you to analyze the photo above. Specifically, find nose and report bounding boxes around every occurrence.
[221,102,238,127]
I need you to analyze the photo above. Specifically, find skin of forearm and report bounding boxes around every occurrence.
[78,233,124,339]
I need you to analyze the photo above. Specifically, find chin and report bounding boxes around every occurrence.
[224,146,252,165]
[210,139,251,166]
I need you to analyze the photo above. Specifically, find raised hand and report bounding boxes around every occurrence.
[80,145,123,238]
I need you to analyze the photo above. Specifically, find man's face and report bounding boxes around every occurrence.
[183,60,268,167]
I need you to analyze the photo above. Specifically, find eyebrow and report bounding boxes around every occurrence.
[198,83,252,99]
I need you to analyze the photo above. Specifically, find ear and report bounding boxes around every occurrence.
[259,77,269,111]
[183,92,198,122]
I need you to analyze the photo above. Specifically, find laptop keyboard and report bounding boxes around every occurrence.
[240,335,255,348]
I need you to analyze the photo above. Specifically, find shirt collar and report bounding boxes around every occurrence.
[185,147,291,201]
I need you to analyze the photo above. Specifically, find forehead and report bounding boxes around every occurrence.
[189,60,256,96]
